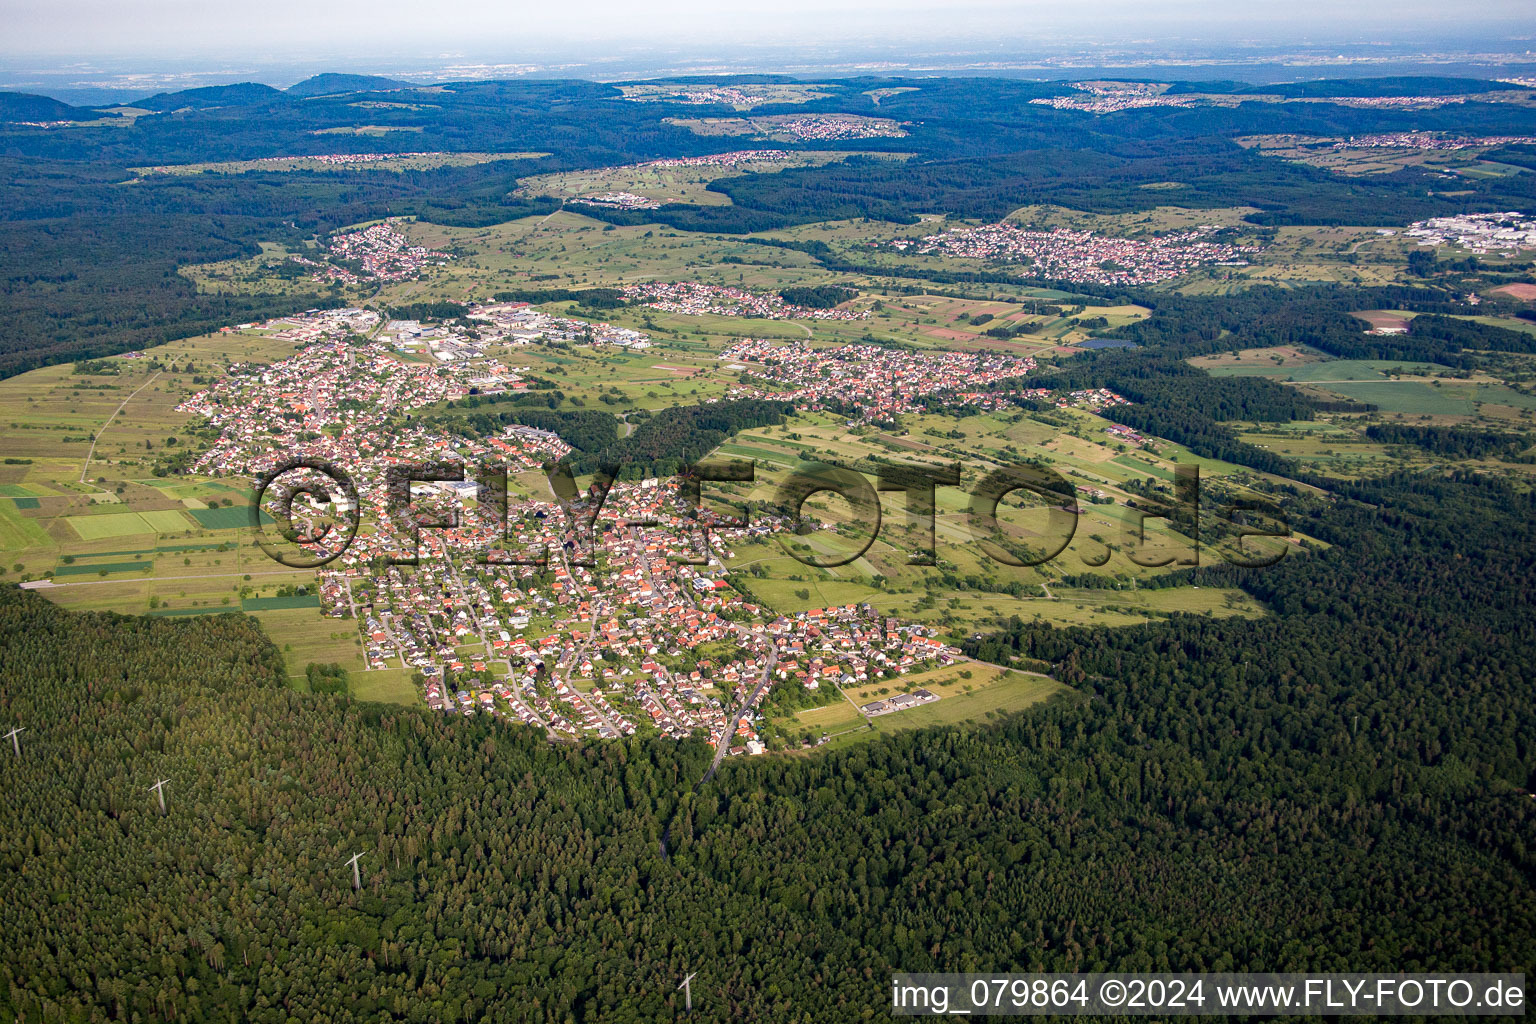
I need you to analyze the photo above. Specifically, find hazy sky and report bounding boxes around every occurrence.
[4,0,1534,59]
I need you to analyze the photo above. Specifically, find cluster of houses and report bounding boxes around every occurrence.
[860,688,939,717]
[1032,83,1501,115]
[1328,132,1536,151]
[1407,212,1536,255]
[1066,388,1131,412]
[895,223,1260,286]
[293,220,453,284]
[1030,85,1202,115]
[719,338,1037,419]
[571,191,661,210]
[626,84,782,106]
[919,385,1132,419]
[465,301,652,350]
[775,116,907,140]
[178,327,552,486]
[1317,95,1480,110]
[220,307,380,344]
[640,150,790,168]
[1010,386,1131,413]
[326,477,961,749]
[1105,422,1150,446]
[296,152,440,165]
[622,281,868,320]
[139,152,454,174]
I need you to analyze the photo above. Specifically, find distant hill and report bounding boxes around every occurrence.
[286,73,415,98]
[0,91,101,122]
[133,82,290,111]
[1249,76,1526,98]
[1168,76,1524,98]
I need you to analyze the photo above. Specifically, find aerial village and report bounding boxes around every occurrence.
[718,338,1038,418]
[773,115,908,140]
[641,149,790,168]
[1028,82,1201,114]
[1324,132,1536,150]
[622,281,870,320]
[622,84,788,106]
[133,151,467,174]
[894,222,1260,285]
[178,307,972,755]
[289,220,455,285]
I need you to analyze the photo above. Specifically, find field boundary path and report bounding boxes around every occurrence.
[80,370,162,484]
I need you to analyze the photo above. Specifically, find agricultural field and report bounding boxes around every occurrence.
[1201,356,1456,381]
[1491,283,1536,301]
[1189,345,1330,371]
[1303,379,1536,417]
[347,668,422,705]
[0,329,347,634]
[514,151,903,207]
[64,509,192,540]
[1198,351,1536,421]
[864,87,919,105]
[1001,203,1266,238]
[1237,420,1400,476]
[311,124,425,135]
[1210,224,1418,290]
[716,408,1285,642]
[1236,134,1531,177]
[775,662,1071,750]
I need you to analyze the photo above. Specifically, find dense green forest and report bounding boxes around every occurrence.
[778,284,858,308]
[1365,423,1531,459]
[423,395,623,455]
[569,399,796,478]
